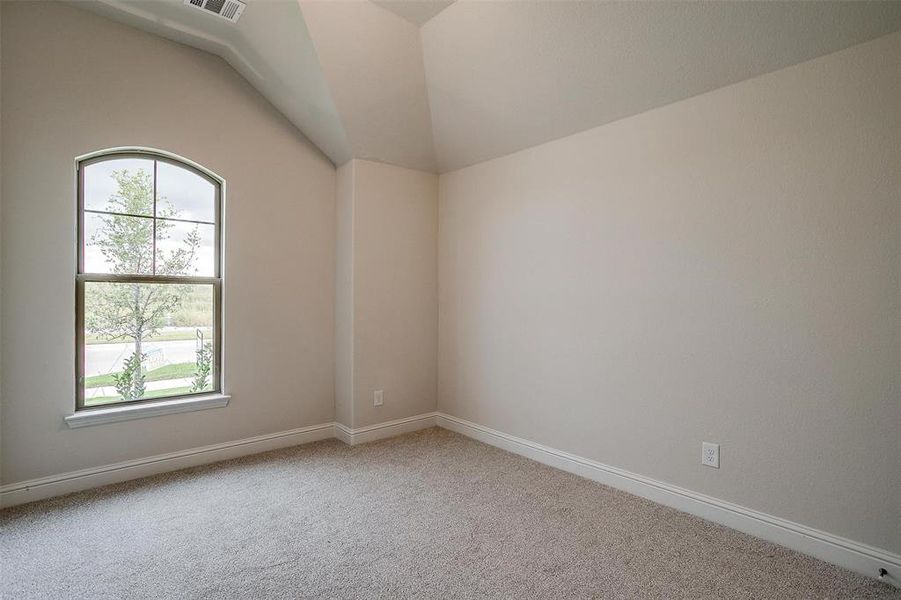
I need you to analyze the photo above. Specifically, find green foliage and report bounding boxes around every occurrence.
[84,362,198,389]
[85,168,205,378]
[84,281,182,346]
[86,386,193,407]
[112,351,146,401]
[191,342,213,393]
[85,328,212,345]
[169,288,214,328]
[89,168,200,276]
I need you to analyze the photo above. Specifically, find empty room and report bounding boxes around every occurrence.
[1,0,899,597]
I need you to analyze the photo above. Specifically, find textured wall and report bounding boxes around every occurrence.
[0,2,336,483]
[438,33,901,553]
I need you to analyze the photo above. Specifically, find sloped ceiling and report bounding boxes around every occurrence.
[371,0,454,26]
[422,1,901,171]
[75,0,901,174]
[300,0,437,172]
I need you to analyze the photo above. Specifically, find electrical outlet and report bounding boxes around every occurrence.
[373,390,384,407]
[701,442,720,468]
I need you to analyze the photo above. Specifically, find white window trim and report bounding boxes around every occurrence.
[65,393,230,429]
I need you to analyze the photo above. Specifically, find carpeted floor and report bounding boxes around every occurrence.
[1,428,898,599]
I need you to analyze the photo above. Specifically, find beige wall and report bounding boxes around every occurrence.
[438,32,901,554]
[335,162,355,427]
[0,2,336,484]
[0,4,4,471]
[336,159,438,428]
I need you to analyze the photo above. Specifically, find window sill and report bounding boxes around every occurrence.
[64,393,230,429]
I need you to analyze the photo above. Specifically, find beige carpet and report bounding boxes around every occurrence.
[1,427,897,599]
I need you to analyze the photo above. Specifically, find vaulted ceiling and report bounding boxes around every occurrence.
[371,0,454,26]
[77,1,901,173]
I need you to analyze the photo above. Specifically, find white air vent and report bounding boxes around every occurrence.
[183,0,246,24]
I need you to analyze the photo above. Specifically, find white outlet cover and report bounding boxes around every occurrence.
[701,442,720,468]
[373,390,384,406]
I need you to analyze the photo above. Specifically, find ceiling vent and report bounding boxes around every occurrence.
[183,0,246,24]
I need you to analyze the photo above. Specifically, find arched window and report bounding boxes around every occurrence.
[76,149,223,410]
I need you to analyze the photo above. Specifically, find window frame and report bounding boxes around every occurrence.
[75,149,224,412]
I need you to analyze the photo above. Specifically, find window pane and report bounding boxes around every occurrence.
[157,161,215,223]
[84,158,154,216]
[155,219,216,277]
[84,212,154,274]
[83,282,216,407]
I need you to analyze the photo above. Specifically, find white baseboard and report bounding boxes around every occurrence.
[435,412,900,586]
[333,422,353,445]
[0,422,335,509]
[0,412,438,509]
[4,410,896,587]
[335,412,437,446]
